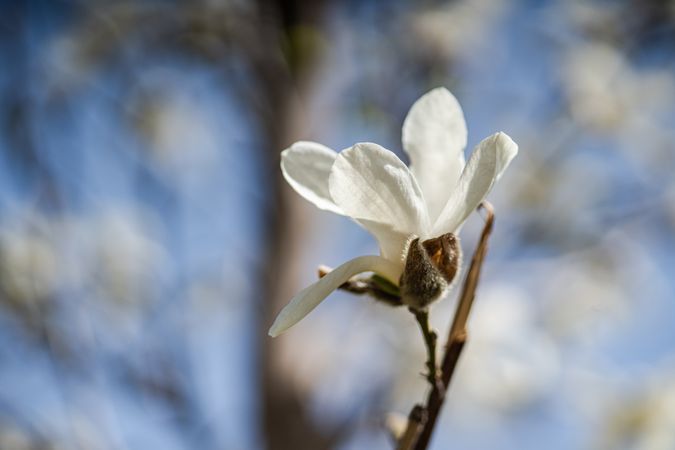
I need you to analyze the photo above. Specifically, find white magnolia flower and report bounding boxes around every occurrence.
[269,87,517,337]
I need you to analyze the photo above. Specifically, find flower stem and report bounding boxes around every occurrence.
[411,308,439,387]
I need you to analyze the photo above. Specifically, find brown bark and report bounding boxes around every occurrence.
[248,2,346,449]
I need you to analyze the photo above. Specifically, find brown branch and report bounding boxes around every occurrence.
[409,201,495,450]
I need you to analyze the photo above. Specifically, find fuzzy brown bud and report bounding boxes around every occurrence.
[398,233,461,309]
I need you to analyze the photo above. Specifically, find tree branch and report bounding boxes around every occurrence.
[409,201,495,450]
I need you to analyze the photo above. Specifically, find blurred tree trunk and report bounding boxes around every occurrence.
[249,1,344,449]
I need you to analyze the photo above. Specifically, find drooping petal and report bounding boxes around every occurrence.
[431,132,518,235]
[329,143,431,239]
[268,255,402,337]
[402,87,468,222]
[281,141,343,214]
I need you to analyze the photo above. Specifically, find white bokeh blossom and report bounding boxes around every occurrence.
[269,87,518,337]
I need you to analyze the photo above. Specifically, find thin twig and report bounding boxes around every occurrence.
[411,308,439,387]
[410,201,495,450]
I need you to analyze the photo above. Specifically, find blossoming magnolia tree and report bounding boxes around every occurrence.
[268,87,518,449]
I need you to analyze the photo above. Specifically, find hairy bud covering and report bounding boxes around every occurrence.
[399,233,461,309]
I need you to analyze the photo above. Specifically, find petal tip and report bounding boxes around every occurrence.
[268,316,288,337]
[428,86,450,95]
[279,141,344,214]
[492,131,518,159]
[267,327,280,338]
[415,87,461,111]
[424,85,451,95]
[495,131,515,143]
[279,143,299,168]
[280,141,318,161]
[495,132,519,157]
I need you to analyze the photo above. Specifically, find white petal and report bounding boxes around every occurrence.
[432,132,518,235]
[358,219,411,266]
[329,143,430,238]
[402,87,468,221]
[281,141,343,214]
[282,141,415,264]
[268,255,402,337]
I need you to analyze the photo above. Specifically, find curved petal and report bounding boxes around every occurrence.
[402,87,468,221]
[282,141,418,264]
[268,255,402,337]
[358,219,412,266]
[281,141,343,214]
[329,143,430,238]
[432,132,518,235]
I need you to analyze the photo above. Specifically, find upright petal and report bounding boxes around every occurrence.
[329,143,431,238]
[268,255,402,337]
[402,87,468,221]
[432,132,518,235]
[281,141,343,214]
